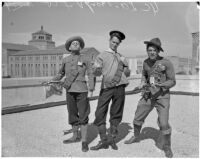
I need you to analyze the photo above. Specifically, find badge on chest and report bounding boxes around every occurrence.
[150,76,155,84]
[77,61,83,66]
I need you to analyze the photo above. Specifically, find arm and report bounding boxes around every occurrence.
[52,58,65,81]
[121,56,131,77]
[139,62,148,88]
[92,55,103,76]
[156,61,176,89]
[86,58,96,92]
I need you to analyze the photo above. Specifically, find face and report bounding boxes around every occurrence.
[109,36,121,52]
[69,40,81,51]
[147,45,159,60]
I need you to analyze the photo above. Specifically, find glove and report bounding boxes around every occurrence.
[124,67,131,77]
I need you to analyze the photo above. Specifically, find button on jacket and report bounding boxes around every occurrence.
[93,48,129,89]
[53,53,95,92]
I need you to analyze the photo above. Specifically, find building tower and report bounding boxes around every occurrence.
[28,26,55,50]
[191,32,199,74]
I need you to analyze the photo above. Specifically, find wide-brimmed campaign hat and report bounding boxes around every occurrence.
[109,30,125,41]
[65,36,85,51]
[144,38,164,52]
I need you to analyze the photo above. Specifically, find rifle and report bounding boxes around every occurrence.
[133,84,162,101]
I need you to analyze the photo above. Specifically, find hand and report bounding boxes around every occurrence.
[59,81,65,86]
[124,67,131,77]
[120,56,125,62]
[88,91,93,98]
[154,82,162,87]
[93,62,101,68]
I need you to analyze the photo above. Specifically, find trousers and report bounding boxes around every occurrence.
[67,92,90,126]
[93,84,125,127]
[133,97,171,135]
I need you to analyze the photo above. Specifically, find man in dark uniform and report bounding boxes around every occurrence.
[52,36,95,152]
[124,38,176,158]
[90,30,131,151]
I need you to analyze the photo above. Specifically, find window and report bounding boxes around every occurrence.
[46,36,51,40]
[17,64,19,77]
[39,36,44,40]
[51,56,56,61]
[46,64,48,76]
[51,64,53,76]
[36,56,40,61]
[59,55,63,60]
[43,56,48,60]
[28,64,30,76]
[15,57,19,61]
[15,64,17,76]
[11,64,13,76]
[54,64,56,76]
[21,56,26,61]
[31,64,33,77]
[38,64,40,77]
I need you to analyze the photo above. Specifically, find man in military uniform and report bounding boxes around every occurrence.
[52,36,95,152]
[90,30,131,151]
[124,38,176,158]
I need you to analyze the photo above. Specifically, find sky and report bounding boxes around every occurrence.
[1,1,199,58]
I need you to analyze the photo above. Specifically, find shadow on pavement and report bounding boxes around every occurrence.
[87,122,132,144]
[139,127,164,150]
[87,123,98,144]
[109,122,133,143]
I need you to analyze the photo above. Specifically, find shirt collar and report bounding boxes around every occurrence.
[106,48,117,54]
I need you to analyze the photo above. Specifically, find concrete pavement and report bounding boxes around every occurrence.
[2,94,199,157]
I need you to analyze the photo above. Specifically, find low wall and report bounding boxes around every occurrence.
[2,75,199,109]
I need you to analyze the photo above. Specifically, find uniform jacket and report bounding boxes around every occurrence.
[92,48,130,89]
[141,56,176,99]
[53,53,95,92]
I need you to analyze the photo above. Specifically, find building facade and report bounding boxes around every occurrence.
[3,26,99,78]
[2,26,196,78]
[127,55,193,75]
[191,32,199,74]
[2,43,38,77]
[8,47,99,78]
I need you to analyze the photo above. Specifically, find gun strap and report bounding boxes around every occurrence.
[63,55,80,90]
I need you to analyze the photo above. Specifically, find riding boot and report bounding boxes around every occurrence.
[124,124,141,144]
[63,125,81,144]
[109,125,118,150]
[163,134,173,158]
[81,124,89,152]
[90,124,109,150]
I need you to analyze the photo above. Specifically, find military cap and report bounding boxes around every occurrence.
[109,30,126,41]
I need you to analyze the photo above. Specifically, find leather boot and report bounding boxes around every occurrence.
[63,125,81,144]
[156,132,165,150]
[90,138,109,150]
[124,124,141,144]
[81,125,89,152]
[163,134,173,158]
[109,137,118,150]
[109,125,118,150]
[82,142,89,152]
[90,124,109,150]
